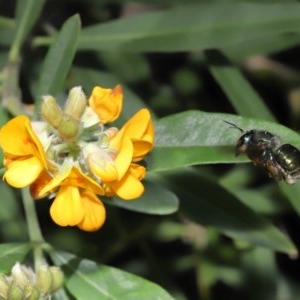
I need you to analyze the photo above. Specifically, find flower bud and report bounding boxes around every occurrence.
[48,266,64,293]
[36,266,52,294]
[23,285,40,300]
[57,113,80,141]
[64,86,87,120]
[41,95,63,129]
[7,283,23,300]
[0,275,9,298]
[11,263,30,289]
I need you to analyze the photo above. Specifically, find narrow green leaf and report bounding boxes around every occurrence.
[0,16,14,28]
[50,251,174,300]
[163,169,296,254]
[224,187,289,216]
[106,180,179,215]
[0,28,14,46]
[148,110,300,172]
[0,243,31,273]
[35,14,81,107]
[71,3,300,52]
[9,0,45,61]
[240,248,278,300]
[278,182,300,219]
[205,50,276,121]
[224,32,300,60]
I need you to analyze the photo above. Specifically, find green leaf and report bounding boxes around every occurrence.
[35,14,81,107]
[0,17,15,46]
[278,182,300,219]
[106,180,179,215]
[50,251,174,300]
[70,3,300,52]
[163,169,296,254]
[240,248,278,300]
[9,0,45,61]
[205,50,276,121]
[148,110,300,172]
[0,243,31,273]
[224,32,300,60]
[223,186,289,216]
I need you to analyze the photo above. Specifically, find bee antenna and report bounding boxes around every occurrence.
[223,120,244,133]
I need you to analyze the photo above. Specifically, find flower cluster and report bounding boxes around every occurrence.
[0,85,154,231]
[0,262,64,299]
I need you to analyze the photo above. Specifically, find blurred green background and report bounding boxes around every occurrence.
[3,1,300,299]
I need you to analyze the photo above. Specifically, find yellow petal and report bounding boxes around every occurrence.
[88,85,123,124]
[118,109,152,140]
[129,163,146,180]
[132,140,154,162]
[63,167,105,195]
[0,116,48,171]
[39,168,71,196]
[0,116,37,155]
[111,109,154,159]
[114,137,133,180]
[77,190,106,231]
[88,154,118,182]
[108,172,144,200]
[25,118,48,168]
[50,185,84,227]
[30,171,53,199]
[4,157,44,188]
[40,167,104,197]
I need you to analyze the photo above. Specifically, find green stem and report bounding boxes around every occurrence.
[21,187,45,270]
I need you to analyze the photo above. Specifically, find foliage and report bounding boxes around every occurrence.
[1,0,300,299]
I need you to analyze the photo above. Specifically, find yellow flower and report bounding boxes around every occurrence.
[104,163,146,200]
[111,108,154,162]
[86,107,155,201]
[88,85,123,124]
[102,109,154,199]
[0,116,48,187]
[38,167,106,231]
[0,85,154,232]
[86,136,133,183]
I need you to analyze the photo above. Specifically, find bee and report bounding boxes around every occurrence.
[225,120,300,184]
[268,144,300,184]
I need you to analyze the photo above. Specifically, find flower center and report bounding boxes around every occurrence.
[33,87,120,183]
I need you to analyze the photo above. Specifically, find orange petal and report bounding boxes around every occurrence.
[88,85,123,124]
[50,185,84,227]
[77,190,106,231]
[4,157,44,188]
